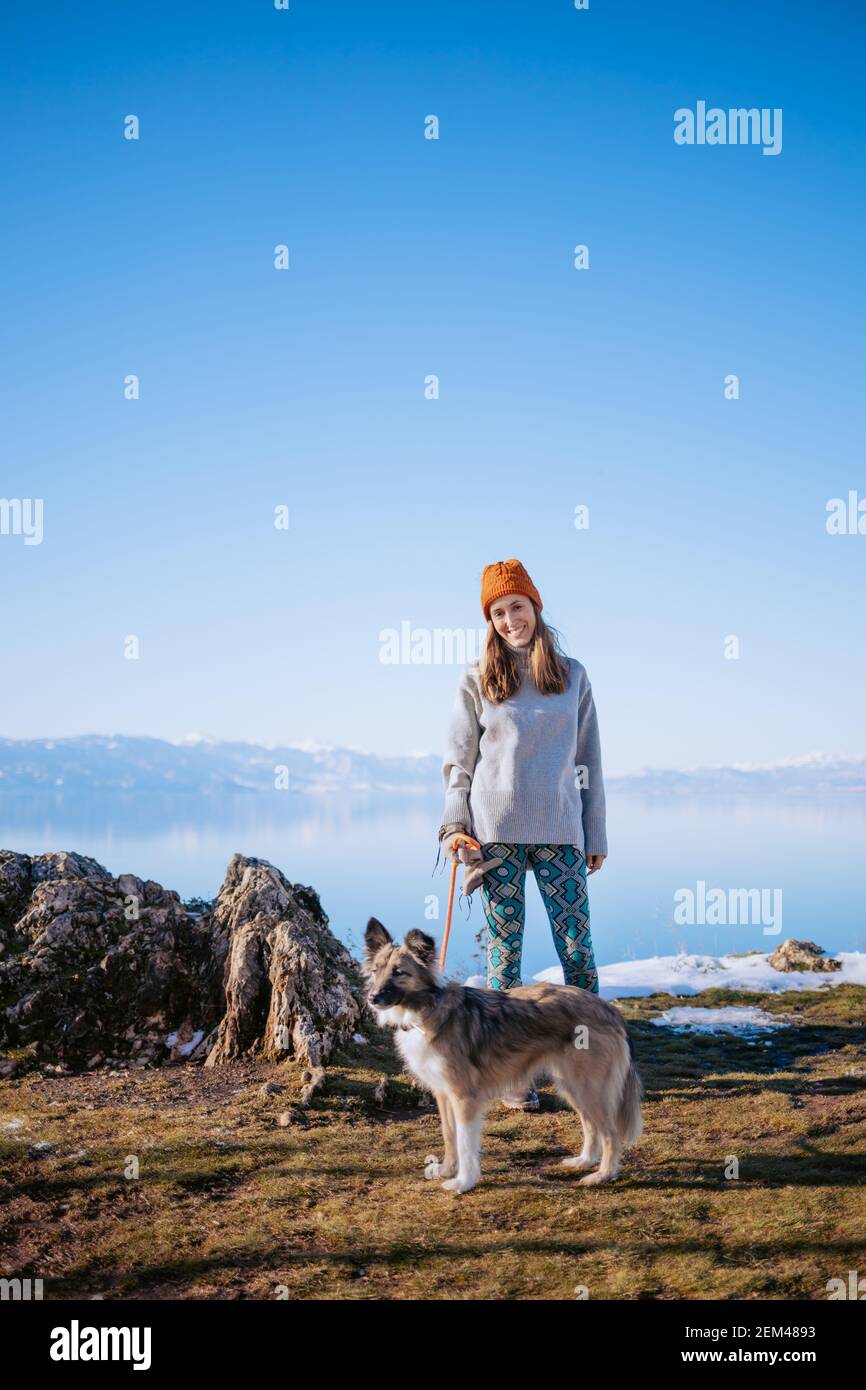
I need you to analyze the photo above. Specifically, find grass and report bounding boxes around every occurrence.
[1,984,865,1300]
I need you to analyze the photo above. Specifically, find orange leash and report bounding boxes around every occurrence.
[439,833,481,970]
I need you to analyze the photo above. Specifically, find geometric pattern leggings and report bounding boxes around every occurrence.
[477,843,599,994]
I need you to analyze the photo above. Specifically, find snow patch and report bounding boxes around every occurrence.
[533,949,866,999]
[165,1029,204,1056]
[650,1006,788,1035]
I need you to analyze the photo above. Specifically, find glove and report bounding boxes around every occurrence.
[438,822,474,863]
[438,824,504,893]
[461,852,505,897]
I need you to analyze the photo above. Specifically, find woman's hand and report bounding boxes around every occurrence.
[586,854,606,875]
[439,823,481,864]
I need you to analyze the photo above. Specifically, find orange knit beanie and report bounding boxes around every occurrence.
[481,559,542,620]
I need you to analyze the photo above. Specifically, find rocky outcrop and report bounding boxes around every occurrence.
[0,849,364,1072]
[0,850,221,1069]
[767,939,842,973]
[203,854,363,1069]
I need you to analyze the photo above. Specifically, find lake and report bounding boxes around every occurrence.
[2,790,863,984]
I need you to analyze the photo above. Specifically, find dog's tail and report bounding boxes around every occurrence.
[617,1028,644,1147]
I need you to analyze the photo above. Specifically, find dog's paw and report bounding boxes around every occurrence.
[578,1169,615,1186]
[560,1154,600,1171]
[441,1175,478,1194]
[424,1156,455,1180]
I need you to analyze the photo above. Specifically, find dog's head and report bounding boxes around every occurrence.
[363,917,441,1020]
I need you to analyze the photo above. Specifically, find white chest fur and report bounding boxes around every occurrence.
[394,1025,448,1094]
[370,1005,449,1094]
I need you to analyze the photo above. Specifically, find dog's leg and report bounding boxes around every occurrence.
[549,1070,603,1171]
[578,1130,621,1186]
[560,1114,602,1171]
[424,1092,458,1180]
[573,1061,626,1186]
[441,1096,485,1194]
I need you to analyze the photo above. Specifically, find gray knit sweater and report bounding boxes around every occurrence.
[441,645,608,855]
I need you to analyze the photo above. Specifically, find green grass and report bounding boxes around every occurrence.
[2,985,865,1300]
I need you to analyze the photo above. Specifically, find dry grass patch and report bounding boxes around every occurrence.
[1,986,865,1300]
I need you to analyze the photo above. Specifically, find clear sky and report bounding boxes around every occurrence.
[3,0,865,774]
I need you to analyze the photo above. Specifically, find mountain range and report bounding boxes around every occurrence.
[1,737,864,798]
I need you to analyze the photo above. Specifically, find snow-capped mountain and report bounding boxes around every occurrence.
[615,753,866,796]
[0,735,440,796]
[0,738,864,798]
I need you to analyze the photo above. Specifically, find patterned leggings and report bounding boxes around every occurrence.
[477,843,599,994]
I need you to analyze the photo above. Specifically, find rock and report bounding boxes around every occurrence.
[298,1065,326,1106]
[203,856,363,1070]
[258,1081,285,1098]
[767,939,842,973]
[0,850,223,1069]
[373,1076,388,1107]
[276,1109,306,1127]
[0,849,364,1074]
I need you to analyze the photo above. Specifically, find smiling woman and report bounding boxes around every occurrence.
[437,560,608,1108]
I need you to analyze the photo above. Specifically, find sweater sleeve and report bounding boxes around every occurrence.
[575,670,608,857]
[441,670,482,830]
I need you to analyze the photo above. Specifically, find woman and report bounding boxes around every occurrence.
[438,558,608,1109]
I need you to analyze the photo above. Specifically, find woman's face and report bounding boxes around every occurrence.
[489,593,537,649]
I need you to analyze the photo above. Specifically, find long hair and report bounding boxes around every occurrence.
[479,603,571,703]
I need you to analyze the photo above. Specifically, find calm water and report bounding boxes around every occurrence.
[2,791,864,983]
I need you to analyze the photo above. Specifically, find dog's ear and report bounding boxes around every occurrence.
[364,917,392,963]
[404,929,437,965]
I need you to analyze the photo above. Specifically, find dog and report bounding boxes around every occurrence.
[364,917,643,1194]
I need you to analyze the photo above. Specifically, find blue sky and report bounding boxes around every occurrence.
[2,0,865,773]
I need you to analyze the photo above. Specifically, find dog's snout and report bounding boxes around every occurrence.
[370,983,399,1008]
